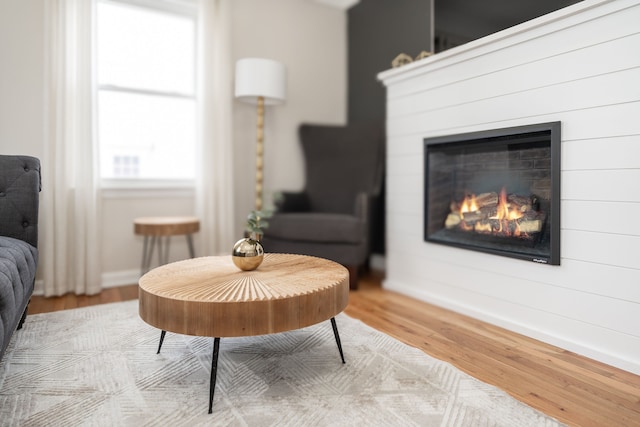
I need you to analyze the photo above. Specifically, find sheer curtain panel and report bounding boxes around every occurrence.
[43,0,102,296]
[195,0,235,256]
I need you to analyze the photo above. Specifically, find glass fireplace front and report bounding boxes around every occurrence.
[424,122,561,265]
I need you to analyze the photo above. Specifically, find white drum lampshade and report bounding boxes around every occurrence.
[234,57,287,211]
[235,58,286,105]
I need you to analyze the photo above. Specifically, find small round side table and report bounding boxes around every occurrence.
[134,216,200,275]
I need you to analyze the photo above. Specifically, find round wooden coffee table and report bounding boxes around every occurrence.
[138,253,349,413]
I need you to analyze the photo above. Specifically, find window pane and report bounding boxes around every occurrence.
[98,91,196,180]
[97,2,195,95]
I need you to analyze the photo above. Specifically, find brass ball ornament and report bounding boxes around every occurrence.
[231,209,272,271]
[232,237,264,271]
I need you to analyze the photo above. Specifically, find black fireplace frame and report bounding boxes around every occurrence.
[423,122,561,265]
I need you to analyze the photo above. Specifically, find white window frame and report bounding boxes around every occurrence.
[97,0,198,191]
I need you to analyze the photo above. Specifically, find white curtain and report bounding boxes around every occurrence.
[196,0,236,256]
[42,0,102,296]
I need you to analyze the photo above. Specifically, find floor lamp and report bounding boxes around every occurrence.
[235,58,286,211]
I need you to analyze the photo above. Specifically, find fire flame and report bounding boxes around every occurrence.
[460,194,478,216]
[490,187,524,236]
[491,188,524,221]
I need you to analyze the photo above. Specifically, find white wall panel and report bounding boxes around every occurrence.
[563,136,640,170]
[563,170,640,202]
[380,0,640,374]
[563,200,640,236]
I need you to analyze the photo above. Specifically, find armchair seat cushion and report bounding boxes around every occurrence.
[266,213,365,244]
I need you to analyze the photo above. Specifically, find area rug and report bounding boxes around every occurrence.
[0,301,564,426]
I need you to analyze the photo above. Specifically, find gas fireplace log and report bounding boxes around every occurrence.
[471,219,543,235]
[518,219,543,233]
[445,213,461,228]
[507,194,535,212]
[460,211,483,223]
[518,209,546,222]
[479,206,498,218]
[476,192,498,208]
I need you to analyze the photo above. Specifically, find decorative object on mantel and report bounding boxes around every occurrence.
[235,58,287,212]
[391,53,413,68]
[415,50,433,60]
[392,51,433,68]
[232,210,272,271]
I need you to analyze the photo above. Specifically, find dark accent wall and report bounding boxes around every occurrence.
[348,1,433,257]
[348,0,433,124]
[434,0,581,52]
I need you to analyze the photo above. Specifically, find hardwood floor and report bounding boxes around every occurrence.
[27,272,640,427]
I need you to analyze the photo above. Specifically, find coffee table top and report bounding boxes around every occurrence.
[138,253,349,337]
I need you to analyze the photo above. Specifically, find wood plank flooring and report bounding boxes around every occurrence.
[27,272,640,427]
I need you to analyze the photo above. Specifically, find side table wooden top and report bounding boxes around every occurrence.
[134,216,200,236]
[138,253,349,337]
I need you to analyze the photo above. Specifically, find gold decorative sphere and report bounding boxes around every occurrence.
[232,238,264,271]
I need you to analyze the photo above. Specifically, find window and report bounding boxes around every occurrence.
[97,0,196,182]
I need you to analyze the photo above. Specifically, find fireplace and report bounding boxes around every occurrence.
[424,122,561,265]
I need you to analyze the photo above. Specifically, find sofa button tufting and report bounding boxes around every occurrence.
[22,221,29,228]
[0,192,5,197]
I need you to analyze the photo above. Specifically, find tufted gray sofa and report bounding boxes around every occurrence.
[0,155,40,363]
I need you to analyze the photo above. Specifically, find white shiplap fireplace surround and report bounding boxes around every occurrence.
[379,0,640,375]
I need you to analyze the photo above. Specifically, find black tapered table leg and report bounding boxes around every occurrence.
[209,337,221,414]
[330,317,345,364]
[156,330,167,354]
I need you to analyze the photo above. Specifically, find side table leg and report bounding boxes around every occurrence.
[141,236,156,276]
[330,317,345,364]
[186,234,196,259]
[162,236,171,265]
[156,330,167,354]
[209,337,221,414]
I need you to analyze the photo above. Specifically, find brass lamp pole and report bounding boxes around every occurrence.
[234,58,286,212]
[255,96,265,210]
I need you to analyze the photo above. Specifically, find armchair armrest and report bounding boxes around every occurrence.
[354,192,374,221]
[275,191,311,213]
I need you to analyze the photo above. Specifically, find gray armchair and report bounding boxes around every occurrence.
[261,122,384,289]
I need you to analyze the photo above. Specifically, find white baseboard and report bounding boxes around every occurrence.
[370,254,386,272]
[102,269,140,289]
[32,271,138,297]
[33,279,45,296]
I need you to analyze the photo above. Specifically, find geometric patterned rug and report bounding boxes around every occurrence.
[0,300,565,426]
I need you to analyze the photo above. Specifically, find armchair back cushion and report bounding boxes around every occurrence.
[301,123,384,214]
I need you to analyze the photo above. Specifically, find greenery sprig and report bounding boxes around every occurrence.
[245,210,273,237]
